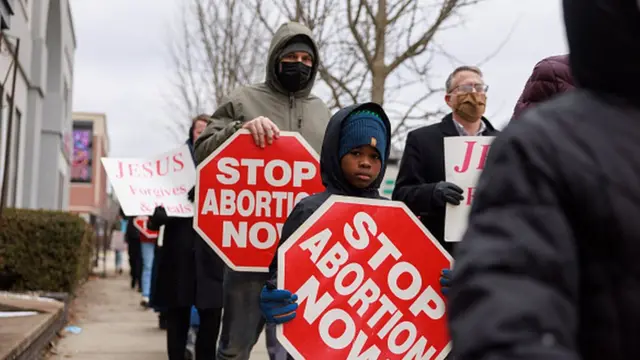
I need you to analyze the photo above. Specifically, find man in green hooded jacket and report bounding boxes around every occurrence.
[194,22,330,360]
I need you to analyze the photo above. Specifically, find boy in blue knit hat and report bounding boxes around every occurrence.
[259,103,451,330]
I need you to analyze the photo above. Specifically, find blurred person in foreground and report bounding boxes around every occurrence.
[448,0,640,358]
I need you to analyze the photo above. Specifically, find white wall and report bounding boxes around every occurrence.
[0,0,31,208]
[0,0,76,210]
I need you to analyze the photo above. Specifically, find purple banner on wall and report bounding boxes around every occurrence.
[71,124,93,183]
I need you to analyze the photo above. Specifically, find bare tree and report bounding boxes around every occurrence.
[250,0,500,151]
[170,0,508,150]
[165,0,265,141]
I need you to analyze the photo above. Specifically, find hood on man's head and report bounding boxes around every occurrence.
[266,22,319,96]
[279,36,315,61]
[319,102,391,197]
[563,0,640,100]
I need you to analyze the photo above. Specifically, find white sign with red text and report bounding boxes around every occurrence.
[102,144,196,217]
[444,136,495,242]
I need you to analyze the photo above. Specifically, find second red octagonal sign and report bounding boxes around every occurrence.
[194,129,324,272]
[277,196,453,360]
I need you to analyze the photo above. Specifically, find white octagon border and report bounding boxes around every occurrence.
[276,194,453,360]
[193,129,321,273]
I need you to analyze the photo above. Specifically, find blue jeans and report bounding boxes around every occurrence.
[140,242,155,298]
[114,250,123,269]
[217,268,288,360]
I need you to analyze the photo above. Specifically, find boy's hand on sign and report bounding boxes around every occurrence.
[259,285,298,324]
[243,116,281,148]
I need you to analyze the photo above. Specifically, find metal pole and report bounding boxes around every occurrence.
[0,36,20,218]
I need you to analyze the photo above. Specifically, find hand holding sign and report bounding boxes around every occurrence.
[432,181,464,208]
[260,285,299,324]
[195,130,325,272]
[243,116,281,148]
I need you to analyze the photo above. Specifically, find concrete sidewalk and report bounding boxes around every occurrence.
[50,251,270,360]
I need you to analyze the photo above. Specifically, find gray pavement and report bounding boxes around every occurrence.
[51,251,269,360]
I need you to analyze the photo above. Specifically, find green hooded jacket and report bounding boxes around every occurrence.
[194,22,331,164]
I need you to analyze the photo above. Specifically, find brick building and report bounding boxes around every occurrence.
[68,112,114,233]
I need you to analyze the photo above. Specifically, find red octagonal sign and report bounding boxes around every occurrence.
[195,129,324,272]
[277,196,452,359]
[133,216,158,239]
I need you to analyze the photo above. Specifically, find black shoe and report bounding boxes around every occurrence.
[130,279,135,289]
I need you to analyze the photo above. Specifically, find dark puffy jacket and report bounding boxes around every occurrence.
[448,0,640,359]
[512,55,574,120]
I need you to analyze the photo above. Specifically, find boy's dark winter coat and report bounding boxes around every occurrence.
[269,102,392,277]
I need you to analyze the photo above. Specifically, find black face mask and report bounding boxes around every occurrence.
[277,62,312,93]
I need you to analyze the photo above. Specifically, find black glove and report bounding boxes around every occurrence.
[432,181,464,208]
[187,186,195,202]
[148,206,168,230]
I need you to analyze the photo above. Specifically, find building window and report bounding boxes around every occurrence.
[71,121,93,183]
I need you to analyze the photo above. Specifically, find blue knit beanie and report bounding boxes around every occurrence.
[339,110,387,164]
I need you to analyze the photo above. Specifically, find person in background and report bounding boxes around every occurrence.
[110,210,127,275]
[448,0,640,358]
[150,218,168,330]
[512,54,574,120]
[124,215,142,292]
[193,21,330,360]
[392,65,499,256]
[149,115,225,360]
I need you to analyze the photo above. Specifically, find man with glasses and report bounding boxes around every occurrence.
[392,66,498,255]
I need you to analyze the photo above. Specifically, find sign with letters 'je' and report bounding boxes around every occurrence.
[444,136,495,243]
[278,196,453,360]
[194,129,325,272]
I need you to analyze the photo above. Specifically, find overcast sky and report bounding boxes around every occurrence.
[70,0,567,158]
